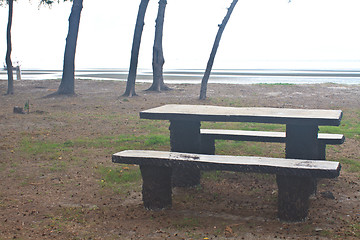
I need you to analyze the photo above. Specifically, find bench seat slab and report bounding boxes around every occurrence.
[200,129,345,144]
[113,150,341,179]
[200,129,345,157]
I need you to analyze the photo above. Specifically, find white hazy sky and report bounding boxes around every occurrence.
[0,0,360,70]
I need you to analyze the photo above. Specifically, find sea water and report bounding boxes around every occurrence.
[1,68,359,85]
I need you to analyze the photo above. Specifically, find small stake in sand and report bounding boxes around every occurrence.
[24,100,29,114]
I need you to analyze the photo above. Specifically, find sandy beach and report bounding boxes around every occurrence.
[0,79,359,239]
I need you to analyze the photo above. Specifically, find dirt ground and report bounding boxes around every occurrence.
[0,80,359,239]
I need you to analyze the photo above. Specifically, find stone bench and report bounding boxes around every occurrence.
[112,150,341,222]
[200,129,345,159]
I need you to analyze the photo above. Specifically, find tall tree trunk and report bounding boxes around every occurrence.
[123,0,150,97]
[5,0,14,95]
[147,0,170,92]
[57,0,83,95]
[199,0,238,100]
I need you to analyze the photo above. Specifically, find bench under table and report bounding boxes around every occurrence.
[200,129,345,159]
[112,150,341,222]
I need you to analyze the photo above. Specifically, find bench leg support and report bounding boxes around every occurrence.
[276,175,313,222]
[140,165,172,210]
[170,120,201,187]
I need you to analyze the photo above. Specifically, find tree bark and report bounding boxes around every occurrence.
[123,0,150,97]
[57,0,83,95]
[5,0,14,95]
[199,0,238,100]
[147,0,170,92]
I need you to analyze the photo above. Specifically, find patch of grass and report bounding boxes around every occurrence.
[98,165,141,194]
[63,140,74,147]
[19,131,170,165]
[351,223,360,237]
[319,112,360,139]
[215,140,268,156]
[202,121,284,132]
[241,143,265,156]
[338,158,360,174]
[74,133,169,151]
[144,134,169,147]
[20,138,63,155]
[49,160,67,172]
[19,138,76,162]
[216,140,244,155]
[138,119,169,135]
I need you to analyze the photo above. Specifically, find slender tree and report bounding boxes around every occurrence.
[1,0,14,95]
[146,0,170,92]
[199,0,238,100]
[42,0,82,96]
[56,0,83,95]
[123,0,150,97]
[1,0,55,95]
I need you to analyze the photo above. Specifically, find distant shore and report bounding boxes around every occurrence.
[1,68,360,84]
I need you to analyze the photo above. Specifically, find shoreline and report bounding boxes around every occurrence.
[1,68,360,84]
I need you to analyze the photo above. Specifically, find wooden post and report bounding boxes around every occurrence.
[15,66,21,80]
[140,165,172,210]
[277,124,319,221]
[170,120,201,187]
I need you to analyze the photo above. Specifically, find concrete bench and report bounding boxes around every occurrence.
[200,129,345,159]
[112,150,341,222]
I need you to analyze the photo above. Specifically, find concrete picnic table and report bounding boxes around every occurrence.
[140,104,343,186]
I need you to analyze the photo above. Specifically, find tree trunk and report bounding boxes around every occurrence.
[123,0,150,97]
[147,0,170,92]
[199,0,238,100]
[5,0,14,95]
[57,0,83,95]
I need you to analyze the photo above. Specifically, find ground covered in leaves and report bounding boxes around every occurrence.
[0,80,359,239]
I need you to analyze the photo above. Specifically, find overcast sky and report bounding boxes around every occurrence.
[1,0,360,70]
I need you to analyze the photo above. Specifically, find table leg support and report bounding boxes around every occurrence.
[285,124,319,195]
[276,175,313,222]
[140,165,172,210]
[170,120,201,187]
[317,142,326,160]
[200,136,216,155]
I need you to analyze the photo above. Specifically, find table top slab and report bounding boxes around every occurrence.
[140,105,342,126]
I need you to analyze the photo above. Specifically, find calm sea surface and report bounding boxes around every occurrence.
[1,68,360,84]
